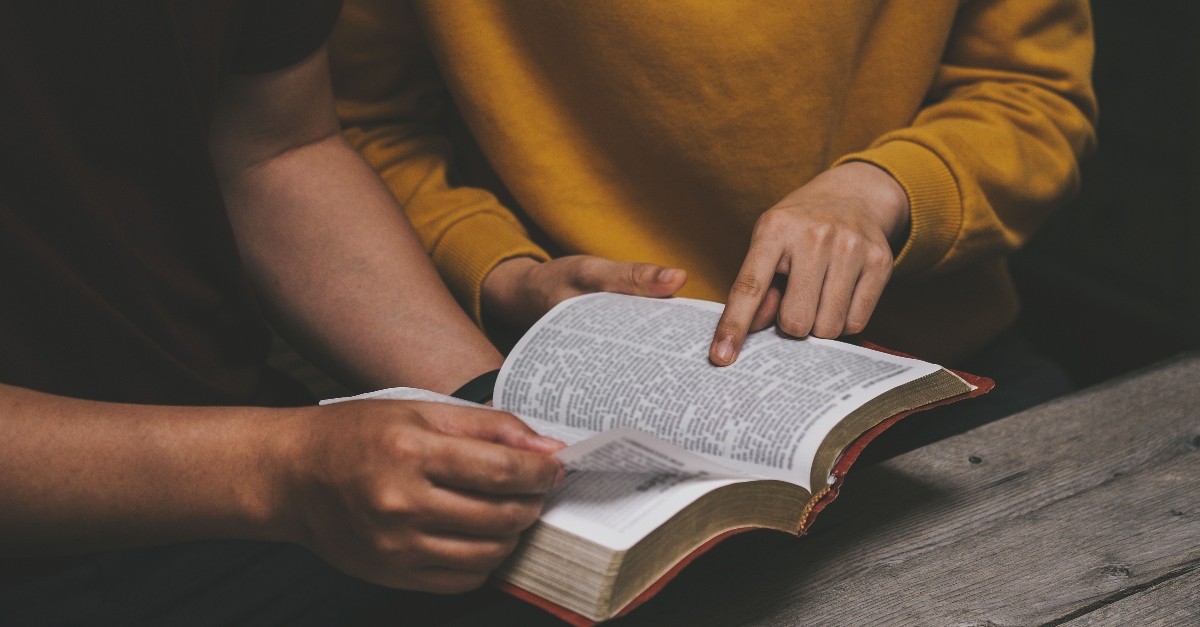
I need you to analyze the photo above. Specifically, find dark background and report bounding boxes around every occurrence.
[1011,0,1199,388]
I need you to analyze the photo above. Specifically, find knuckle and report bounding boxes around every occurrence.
[777,315,811,338]
[755,209,790,234]
[370,530,413,558]
[491,412,526,433]
[865,245,893,269]
[381,424,424,460]
[729,275,765,299]
[627,263,647,289]
[844,318,868,334]
[807,222,835,246]
[481,538,519,568]
[533,459,558,492]
[494,504,525,536]
[488,455,523,489]
[845,300,879,336]
[574,256,603,279]
[833,231,864,255]
[387,439,423,466]
[632,263,663,291]
[811,320,844,339]
[367,484,416,518]
[499,501,540,535]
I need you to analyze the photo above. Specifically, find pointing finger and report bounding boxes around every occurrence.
[710,239,782,365]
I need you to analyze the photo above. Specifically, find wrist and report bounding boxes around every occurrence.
[481,258,539,307]
[831,162,911,246]
[240,407,311,545]
[480,256,540,332]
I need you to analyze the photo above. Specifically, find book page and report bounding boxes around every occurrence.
[555,426,747,477]
[494,293,942,490]
[538,430,751,550]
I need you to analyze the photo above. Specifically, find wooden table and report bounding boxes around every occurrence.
[446,352,1200,626]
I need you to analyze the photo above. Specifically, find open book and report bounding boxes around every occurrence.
[325,293,992,624]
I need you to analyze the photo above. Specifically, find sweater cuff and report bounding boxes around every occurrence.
[835,140,961,275]
[430,213,550,325]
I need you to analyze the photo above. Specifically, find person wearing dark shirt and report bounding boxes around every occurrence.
[0,2,560,623]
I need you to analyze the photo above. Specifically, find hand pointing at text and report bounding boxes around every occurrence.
[709,162,910,366]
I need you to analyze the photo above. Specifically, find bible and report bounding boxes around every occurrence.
[325,293,991,624]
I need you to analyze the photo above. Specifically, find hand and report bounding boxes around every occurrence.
[279,400,564,593]
[709,162,910,366]
[482,255,688,332]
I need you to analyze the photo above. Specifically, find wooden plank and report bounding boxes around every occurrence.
[1059,566,1200,626]
[759,443,1200,625]
[445,355,1200,625]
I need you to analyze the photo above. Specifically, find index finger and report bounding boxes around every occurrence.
[710,240,783,366]
[420,402,565,455]
[424,433,564,496]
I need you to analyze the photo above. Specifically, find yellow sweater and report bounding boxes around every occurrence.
[330,1,1097,364]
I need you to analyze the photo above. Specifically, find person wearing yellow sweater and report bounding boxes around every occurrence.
[329,2,1096,370]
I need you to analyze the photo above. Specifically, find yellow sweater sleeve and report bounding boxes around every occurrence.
[835,0,1098,277]
[328,0,548,324]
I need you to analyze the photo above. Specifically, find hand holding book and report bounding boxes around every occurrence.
[288,399,562,594]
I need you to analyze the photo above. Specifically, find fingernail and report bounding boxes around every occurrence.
[713,338,733,363]
[554,466,567,488]
[657,268,678,283]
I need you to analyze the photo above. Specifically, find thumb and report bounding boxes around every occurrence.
[585,259,687,297]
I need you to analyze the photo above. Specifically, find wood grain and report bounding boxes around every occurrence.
[1059,567,1200,626]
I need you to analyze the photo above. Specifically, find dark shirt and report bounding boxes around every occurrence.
[0,0,342,406]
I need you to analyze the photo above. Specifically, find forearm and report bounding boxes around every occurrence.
[0,384,293,555]
[209,48,502,394]
[220,132,502,393]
